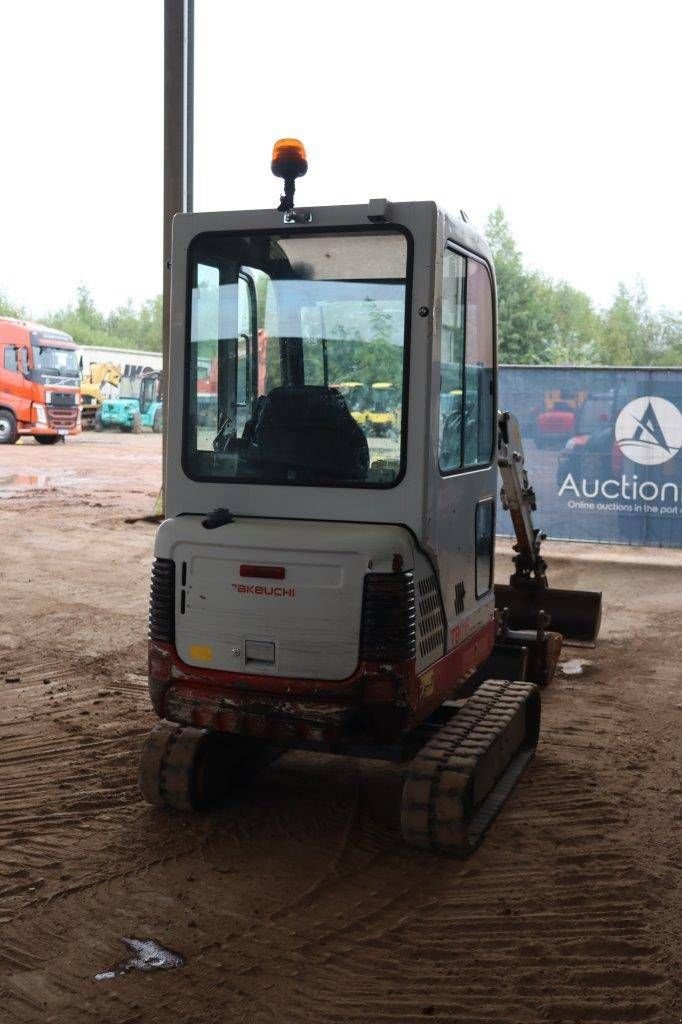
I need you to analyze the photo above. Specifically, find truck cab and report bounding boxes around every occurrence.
[0,318,81,444]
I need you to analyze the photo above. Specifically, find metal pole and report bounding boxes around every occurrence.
[184,0,194,214]
[162,0,193,511]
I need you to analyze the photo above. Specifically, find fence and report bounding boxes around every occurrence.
[497,366,682,548]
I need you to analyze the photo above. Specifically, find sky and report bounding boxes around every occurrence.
[1,0,680,318]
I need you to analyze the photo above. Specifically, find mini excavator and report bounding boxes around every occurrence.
[139,140,601,854]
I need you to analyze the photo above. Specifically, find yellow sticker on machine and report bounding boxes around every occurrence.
[189,644,213,663]
[419,670,435,698]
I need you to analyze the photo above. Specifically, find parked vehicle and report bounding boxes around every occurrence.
[96,370,163,433]
[533,388,590,449]
[555,392,616,483]
[80,361,123,428]
[137,139,602,857]
[0,317,81,444]
[366,382,399,436]
[332,381,400,436]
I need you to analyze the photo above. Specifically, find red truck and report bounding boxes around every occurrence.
[0,317,82,444]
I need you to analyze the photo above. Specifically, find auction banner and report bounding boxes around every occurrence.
[497,366,682,548]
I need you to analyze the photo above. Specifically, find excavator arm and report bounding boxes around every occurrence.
[494,410,602,646]
[497,410,548,587]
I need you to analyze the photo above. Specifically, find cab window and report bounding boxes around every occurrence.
[475,498,495,596]
[438,248,495,473]
[438,251,466,472]
[3,346,19,373]
[185,230,409,488]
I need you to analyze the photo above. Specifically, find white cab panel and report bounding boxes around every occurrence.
[156,516,416,681]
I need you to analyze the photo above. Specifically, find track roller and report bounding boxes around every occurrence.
[401,679,540,856]
[138,720,282,811]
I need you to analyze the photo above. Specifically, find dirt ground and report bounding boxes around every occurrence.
[0,433,680,1024]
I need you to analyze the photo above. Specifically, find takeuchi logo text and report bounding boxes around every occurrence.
[232,583,296,597]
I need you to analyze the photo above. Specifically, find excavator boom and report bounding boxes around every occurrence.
[495,411,602,645]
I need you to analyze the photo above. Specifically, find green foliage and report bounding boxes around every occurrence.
[485,207,682,366]
[486,208,553,364]
[592,280,682,366]
[46,284,162,351]
[299,332,403,391]
[596,282,649,365]
[2,223,681,367]
[0,291,26,319]
[540,281,600,365]
[653,310,682,365]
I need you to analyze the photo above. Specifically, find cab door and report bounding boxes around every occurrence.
[427,245,497,651]
[1,342,32,426]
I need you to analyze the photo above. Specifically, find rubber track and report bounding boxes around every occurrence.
[138,721,285,811]
[401,679,540,855]
[138,722,207,811]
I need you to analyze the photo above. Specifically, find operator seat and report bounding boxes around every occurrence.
[239,385,370,482]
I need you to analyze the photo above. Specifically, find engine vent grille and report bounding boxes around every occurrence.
[149,558,175,643]
[417,574,445,659]
[454,580,466,616]
[47,406,78,428]
[360,572,416,662]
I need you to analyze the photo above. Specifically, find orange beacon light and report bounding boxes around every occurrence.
[271,138,308,181]
[271,138,308,214]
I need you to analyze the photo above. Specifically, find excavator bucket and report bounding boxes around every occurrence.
[494,583,602,645]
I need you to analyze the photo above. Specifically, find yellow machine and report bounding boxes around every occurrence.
[333,381,399,436]
[80,362,123,427]
[366,381,399,436]
[543,388,588,411]
[333,381,369,427]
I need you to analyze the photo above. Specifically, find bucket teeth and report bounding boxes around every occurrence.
[401,680,541,856]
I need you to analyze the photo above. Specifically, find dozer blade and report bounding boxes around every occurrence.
[495,583,602,646]
[470,629,563,688]
[401,680,540,856]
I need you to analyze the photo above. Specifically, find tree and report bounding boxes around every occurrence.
[541,281,600,364]
[485,207,554,364]
[651,310,682,365]
[2,226,681,366]
[0,292,25,319]
[482,208,682,367]
[47,285,162,351]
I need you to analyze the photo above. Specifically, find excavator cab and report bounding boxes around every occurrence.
[139,142,601,854]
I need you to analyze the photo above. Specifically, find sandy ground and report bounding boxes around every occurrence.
[0,433,680,1024]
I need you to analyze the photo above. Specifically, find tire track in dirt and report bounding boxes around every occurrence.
[0,444,679,1024]
[0,648,154,921]
[1,671,677,1024]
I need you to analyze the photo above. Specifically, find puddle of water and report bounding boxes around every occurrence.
[0,471,79,495]
[0,474,45,489]
[560,658,593,676]
[95,937,185,981]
